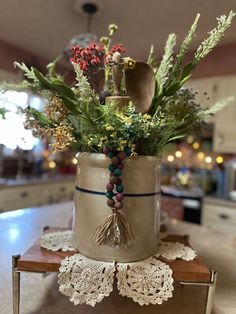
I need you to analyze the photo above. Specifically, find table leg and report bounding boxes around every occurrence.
[12,255,21,314]
[205,269,218,314]
[180,269,218,314]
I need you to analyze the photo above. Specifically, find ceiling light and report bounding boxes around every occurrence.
[64,1,100,59]
[73,0,104,17]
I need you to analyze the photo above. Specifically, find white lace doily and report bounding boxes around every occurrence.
[155,241,197,261]
[40,230,197,306]
[40,230,75,252]
[58,253,174,307]
[117,258,174,305]
[58,254,115,306]
[40,230,196,261]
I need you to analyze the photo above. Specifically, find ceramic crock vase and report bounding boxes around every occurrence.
[72,152,161,262]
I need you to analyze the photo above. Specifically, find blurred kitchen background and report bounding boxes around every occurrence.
[0,0,236,233]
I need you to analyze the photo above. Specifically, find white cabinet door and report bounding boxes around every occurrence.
[187,75,236,153]
[43,181,75,204]
[213,76,236,153]
[0,179,75,212]
[203,220,236,234]
[202,200,236,234]
[1,186,43,211]
[186,77,220,123]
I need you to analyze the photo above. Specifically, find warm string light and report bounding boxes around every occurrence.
[197,152,205,160]
[48,161,56,169]
[72,157,78,165]
[167,155,174,162]
[192,142,200,149]
[205,156,212,164]
[168,149,224,166]
[216,155,224,164]
[175,151,182,158]
[186,136,194,144]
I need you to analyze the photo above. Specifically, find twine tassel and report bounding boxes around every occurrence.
[93,209,135,248]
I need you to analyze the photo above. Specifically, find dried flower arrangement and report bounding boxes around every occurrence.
[3,12,234,157]
[2,12,235,247]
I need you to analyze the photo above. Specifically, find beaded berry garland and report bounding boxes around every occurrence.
[106,149,129,211]
[93,147,135,248]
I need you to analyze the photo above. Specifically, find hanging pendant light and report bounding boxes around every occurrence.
[64,2,99,60]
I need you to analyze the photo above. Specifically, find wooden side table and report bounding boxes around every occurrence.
[12,227,217,314]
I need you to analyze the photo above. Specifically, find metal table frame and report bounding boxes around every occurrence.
[12,227,218,314]
[12,255,218,314]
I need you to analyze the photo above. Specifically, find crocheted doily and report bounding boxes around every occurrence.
[154,240,197,261]
[41,230,196,306]
[58,254,115,306]
[58,253,174,306]
[117,258,174,305]
[40,230,75,252]
[40,230,196,261]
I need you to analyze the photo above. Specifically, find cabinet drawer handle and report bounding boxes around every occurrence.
[218,213,230,220]
[20,192,28,198]
[60,187,66,192]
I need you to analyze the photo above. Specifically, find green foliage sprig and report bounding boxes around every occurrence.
[149,11,235,116]
[194,11,235,63]
[155,33,176,97]
[1,13,235,155]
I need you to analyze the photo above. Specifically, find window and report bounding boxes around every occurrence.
[0,91,46,150]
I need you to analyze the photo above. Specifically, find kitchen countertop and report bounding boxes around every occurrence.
[0,202,236,314]
[161,184,205,199]
[0,174,75,189]
[203,195,236,208]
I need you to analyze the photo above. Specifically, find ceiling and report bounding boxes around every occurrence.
[0,0,235,61]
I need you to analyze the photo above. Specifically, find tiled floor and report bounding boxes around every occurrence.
[0,202,236,314]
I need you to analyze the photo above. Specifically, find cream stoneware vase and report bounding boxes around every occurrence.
[72,152,161,262]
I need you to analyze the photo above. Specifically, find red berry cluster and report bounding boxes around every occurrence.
[109,44,126,55]
[71,44,105,72]
[104,147,131,211]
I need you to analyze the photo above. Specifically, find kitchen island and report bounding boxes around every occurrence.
[0,202,235,314]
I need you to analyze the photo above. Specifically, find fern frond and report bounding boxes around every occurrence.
[14,62,37,82]
[194,11,235,63]
[156,34,176,95]
[73,63,94,99]
[176,13,200,67]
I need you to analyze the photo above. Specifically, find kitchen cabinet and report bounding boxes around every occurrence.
[0,177,75,212]
[187,75,236,153]
[1,185,42,211]
[213,76,236,153]
[43,181,75,204]
[202,196,236,233]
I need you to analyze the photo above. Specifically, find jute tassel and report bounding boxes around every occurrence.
[93,208,135,248]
